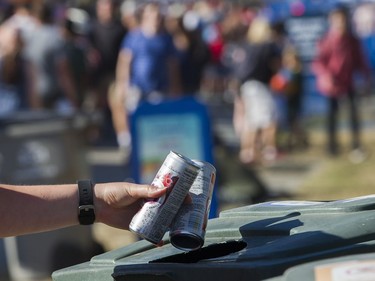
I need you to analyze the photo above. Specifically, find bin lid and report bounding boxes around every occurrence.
[52,195,375,281]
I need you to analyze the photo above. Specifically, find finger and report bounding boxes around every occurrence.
[128,184,168,199]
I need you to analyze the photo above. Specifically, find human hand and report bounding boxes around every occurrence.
[93,182,168,230]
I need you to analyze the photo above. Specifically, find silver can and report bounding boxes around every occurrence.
[169,161,216,251]
[129,151,201,245]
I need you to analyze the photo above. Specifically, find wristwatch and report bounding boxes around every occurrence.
[77,180,96,225]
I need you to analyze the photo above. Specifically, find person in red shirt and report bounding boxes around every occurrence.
[313,5,371,161]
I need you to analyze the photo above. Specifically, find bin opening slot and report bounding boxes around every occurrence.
[150,240,247,264]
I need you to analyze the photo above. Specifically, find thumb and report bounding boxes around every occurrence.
[127,184,168,200]
[96,182,168,209]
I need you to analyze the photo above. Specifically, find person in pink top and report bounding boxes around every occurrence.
[313,5,371,161]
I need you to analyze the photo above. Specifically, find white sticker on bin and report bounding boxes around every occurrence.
[315,260,375,281]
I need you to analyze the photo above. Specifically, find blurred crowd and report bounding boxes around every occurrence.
[0,0,373,164]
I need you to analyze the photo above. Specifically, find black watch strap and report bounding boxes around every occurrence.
[77,180,95,225]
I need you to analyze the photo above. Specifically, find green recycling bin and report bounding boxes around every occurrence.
[52,194,375,281]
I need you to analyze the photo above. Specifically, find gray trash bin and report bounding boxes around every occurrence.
[0,111,99,281]
[0,111,90,184]
[52,194,375,281]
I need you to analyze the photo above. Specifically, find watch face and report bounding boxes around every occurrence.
[79,207,95,225]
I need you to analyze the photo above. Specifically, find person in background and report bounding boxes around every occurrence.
[0,24,39,115]
[0,0,37,57]
[232,16,281,165]
[270,46,307,151]
[88,0,126,143]
[0,181,167,238]
[25,1,64,109]
[353,3,375,82]
[89,0,125,110]
[197,0,227,97]
[54,11,90,111]
[220,5,252,101]
[312,5,371,162]
[165,4,210,96]
[0,1,40,114]
[120,0,138,32]
[110,2,181,151]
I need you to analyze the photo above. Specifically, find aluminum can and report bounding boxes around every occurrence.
[169,161,216,251]
[129,151,201,244]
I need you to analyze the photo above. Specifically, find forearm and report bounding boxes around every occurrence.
[0,184,78,237]
[0,181,167,237]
